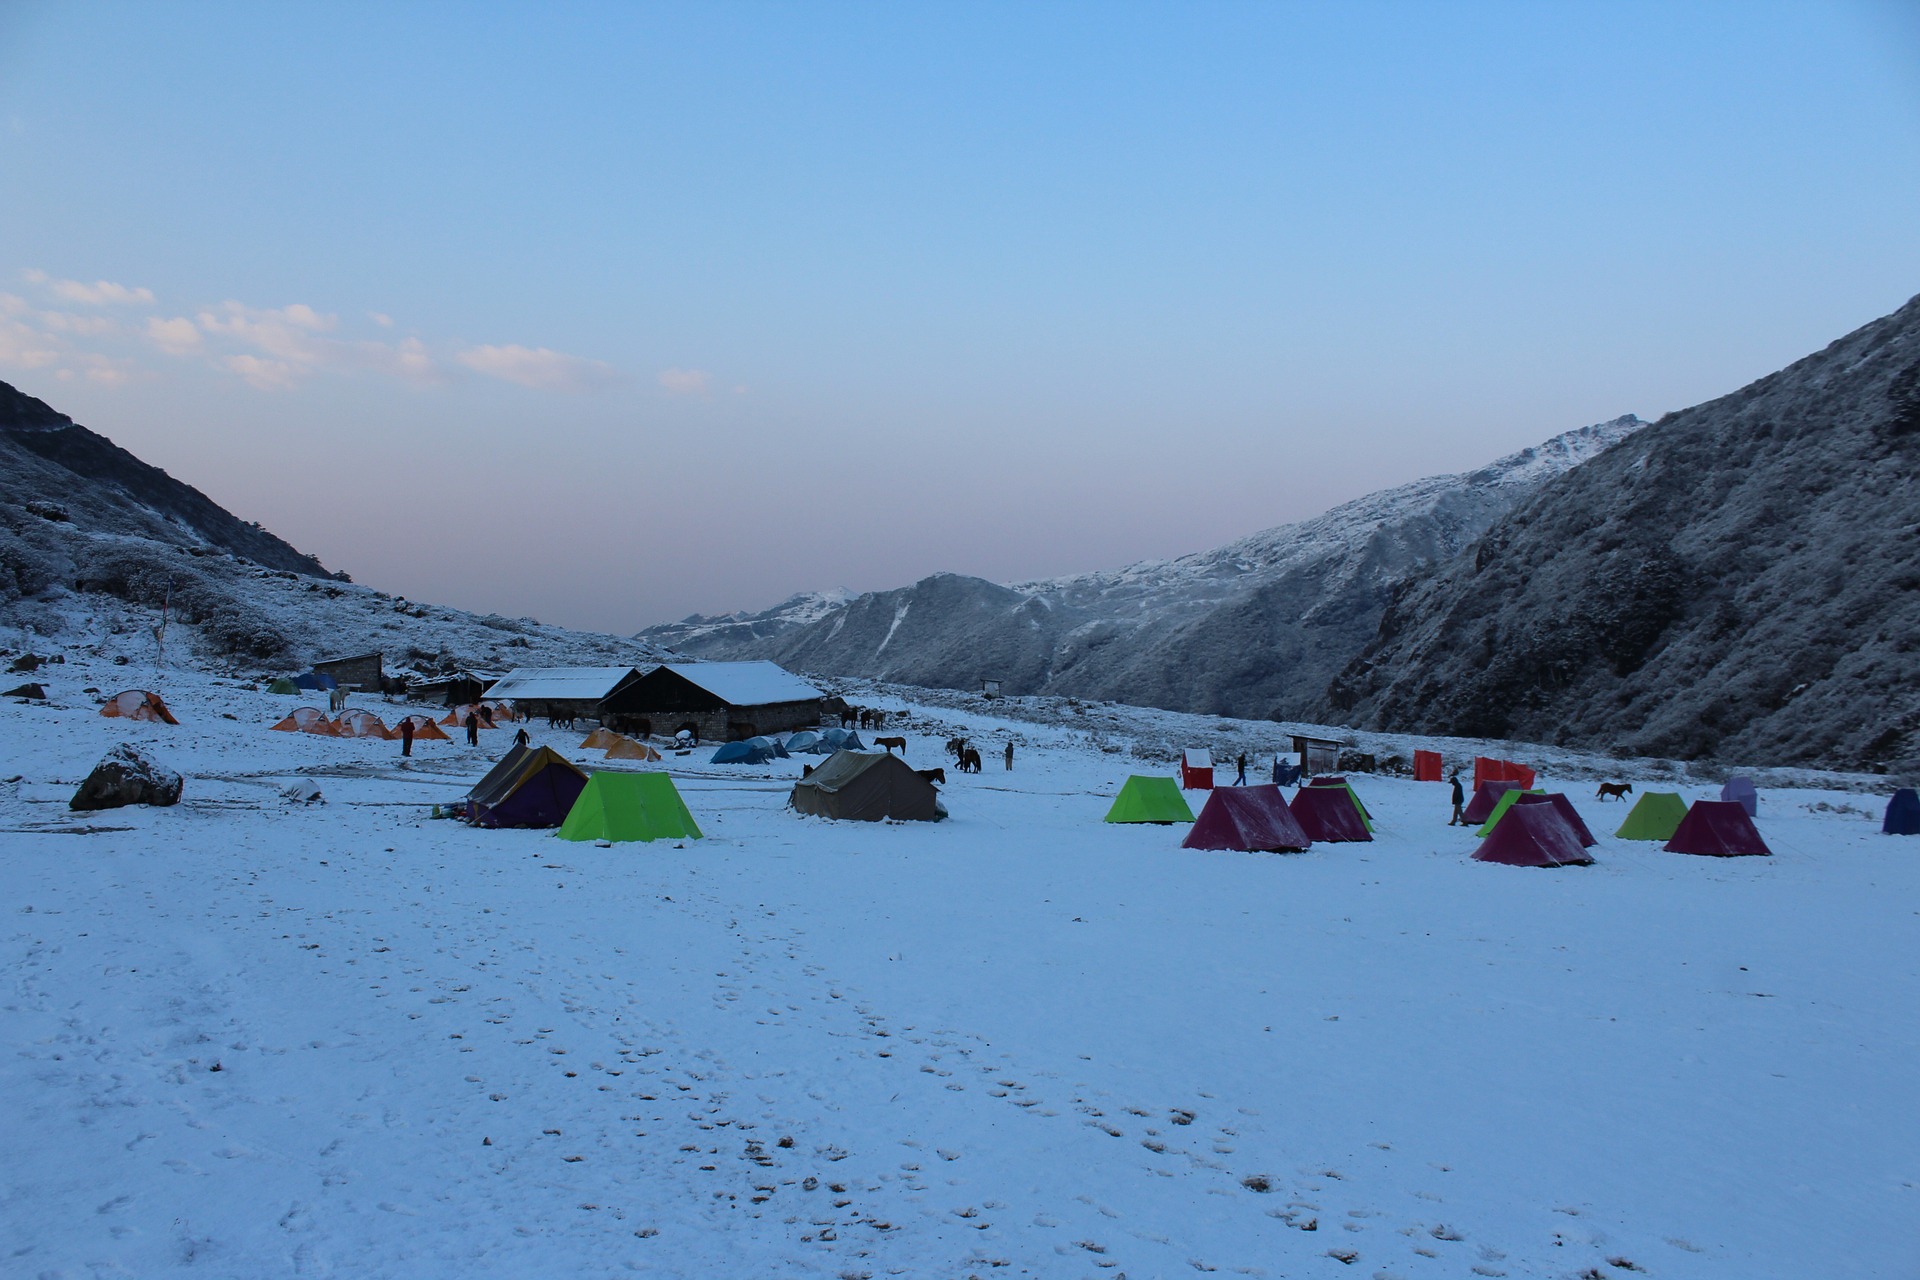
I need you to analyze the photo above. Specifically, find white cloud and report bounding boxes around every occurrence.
[368,311,394,327]
[457,344,622,392]
[40,311,118,337]
[225,354,301,391]
[658,367,713,396]
[25,269,156,307]
[145,315,204,355]
[0,316,61,369]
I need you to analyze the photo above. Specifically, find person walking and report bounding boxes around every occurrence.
[1004,741,1014,771]
[1448,771,1466,826]
[514,726,531,749]
[399,715,415,758]
[1234,752,1248,786]
[465,711,480,747]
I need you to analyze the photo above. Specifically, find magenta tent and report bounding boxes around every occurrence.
[1472,803,1594,867]
[1462,781,1520,825]
[1665,800,1772,857]
[1183,786,1312,853]
[1288,785,1370,843]
[1514,793,1598,847]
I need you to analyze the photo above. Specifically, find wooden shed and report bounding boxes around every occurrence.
[602,661,825,743]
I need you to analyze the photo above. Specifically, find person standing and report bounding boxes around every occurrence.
[399,716,415,758]
[514,726,531,749]
[465,711,480,747]
[1448,771,1466,826]
[1004,741,1014,771]
[1234,752,1248,786]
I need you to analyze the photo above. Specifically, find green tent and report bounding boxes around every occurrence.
[1309,781,1376,832]
[1475,788,1545,837]
[1615,791,1688,841]
[267,676,300,695]
[557,771,703,844]
[1104,775,1195,824]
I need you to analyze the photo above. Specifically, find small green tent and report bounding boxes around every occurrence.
[1475,788,1545,837]
[1105,776,1195,824]
[1615,791,1688,841]
[557,772,703,843]
[267,676,300,695]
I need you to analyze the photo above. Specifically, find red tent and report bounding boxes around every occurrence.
[1514,793,1598,847]
[1462,781,1519,825]
[1473,756,1536,791]
[1472,803,1594,867]
[1665,800,1772,857]
[1183,785,1312,853]
[1413,749,1443,782]
[1288,785,1371,842]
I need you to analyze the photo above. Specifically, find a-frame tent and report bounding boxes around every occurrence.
[1615,791,1688,841]
[1512,793,1598,846]
[1104,776,1195,824]
[1665,800,1772,857]
[1462,781,1520,825]
[1475,788,1545,836]
[1472,803,1594,867]
[557,772,702,843]
[466,745,590,828]
[1288,785,1370,842]
[1182,785,1311,852]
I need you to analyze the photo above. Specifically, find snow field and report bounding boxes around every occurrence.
[2,659,1916,1278]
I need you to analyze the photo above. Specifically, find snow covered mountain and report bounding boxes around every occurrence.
[640,417,1647,720]
[1322,292,1920,776]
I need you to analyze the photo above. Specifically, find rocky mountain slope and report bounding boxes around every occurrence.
[1321,293,1920,776]
[642,417,1646,720]
[0,380,335,577]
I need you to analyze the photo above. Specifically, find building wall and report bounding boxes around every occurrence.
[314,653,383,693]
[607,698,823,743]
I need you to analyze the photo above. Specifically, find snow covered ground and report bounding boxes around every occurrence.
[4,656,1916,1279]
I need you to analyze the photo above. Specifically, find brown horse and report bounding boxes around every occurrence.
[959,747,982,773]
[916,767,946,785]
[1595,782,1634,802]
[875,736,907,755]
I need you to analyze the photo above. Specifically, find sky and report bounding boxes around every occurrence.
[2,2,1917,634]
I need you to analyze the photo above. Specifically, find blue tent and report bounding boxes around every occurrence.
[1720,776,1758,816]
[292,672,338,691]
[1885,788,1920,836]
[746,735,791,759]
[712,740,779,765]
[785,730,832,755]
[821,727,866,751]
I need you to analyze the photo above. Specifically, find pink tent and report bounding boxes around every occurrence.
[1462,781,1519,825]
[1514,793,1598,846]
[1472,803,1594,867]
[1665,800,1772,857]
[1183,786,1312,853]
[1288,785,1370,843]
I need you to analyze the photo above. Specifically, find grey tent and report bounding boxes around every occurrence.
[789,750,944,822]
[785,730,831,754]
[820,726,866,750]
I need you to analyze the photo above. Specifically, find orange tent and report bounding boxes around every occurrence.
[334,709,390,739]
[484,700,517,721]
[443,703,499,728]
[271,706,338,735]
[580,727,621,750]
[605,735,662,762]
[100,689,179,724]
[388,713,451,741]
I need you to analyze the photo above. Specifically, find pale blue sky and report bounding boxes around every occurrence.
[2,2,1916,631]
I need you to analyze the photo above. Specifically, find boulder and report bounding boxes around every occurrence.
[8,653,43,673]
[70,743,184,811]
[4,682,46,699]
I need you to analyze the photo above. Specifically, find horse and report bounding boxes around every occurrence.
[946,736,969,761]
[1596,782,1634,802]
[870,709,887,729]
[959,747,982,773]
[875,736,907,756]
[916,767,946,786]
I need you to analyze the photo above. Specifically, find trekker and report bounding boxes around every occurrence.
[465,712,480,747]
[1448,771,1465,826]
[479,704,495,729]
[1004,741,1014,771]
[513,727,531,749]
[399,716,414,758]
[1234,753,1248,786]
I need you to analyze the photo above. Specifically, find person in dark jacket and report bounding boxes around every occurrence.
[399,716,415,758]
[1448,771,1466,825]
[513,727,530,749]
[1004,741,1014,771]
[465,712,480,746]
[1234,753,1247,786]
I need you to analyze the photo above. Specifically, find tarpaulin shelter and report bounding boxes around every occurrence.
[1104,776,1195,824]
[1513,792,1598,847]
[389,713,450,740]
[1180,749,1214,790]
[267,676,300,695]
[1462,781,1520,825]
[101,689,179,724]
[1182,785,1311,853]
[1473,756,1535,792]
[271,706,336,735]
[1720,776,1759,816]
[790,751,944,822]
[1472,803,1594,867]
[1475,788,1544,836]
[605,736,662,762]
[1614,791,1688,841]
[291,672,338,692]
[784,730,832,755]
[1288,784,1371,842]
[711,739,779,764]
[1883,788,1920,835]
[465,745,589,829]
[333,709,390,739]
[1665,800,1772,857]
[580,727,621,750]
[1413,750,1443,782]
[556,772,702,843]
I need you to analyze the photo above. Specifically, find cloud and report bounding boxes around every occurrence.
[192,301,438,388]
[368,311,394,328]
[225,354,301,391]
[0,315,62,370]
[658,367,714,396]
[40,311,118,337]
[24,269,156,307]
[145,315,204,355]
[456,344,622,392]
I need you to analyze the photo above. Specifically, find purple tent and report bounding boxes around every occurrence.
[1719,776,1759,816]
[1514,792,1598,847]
[1462,781,1519,825]
[468,746,590,829]
[1472,803,1594,867]
[1665,800,1772,857]
[1183,785,1313,853]
[1288,785,1371,843]
[1885,788,1920,836]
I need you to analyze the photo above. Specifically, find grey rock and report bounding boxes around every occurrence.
[70,743,184,811]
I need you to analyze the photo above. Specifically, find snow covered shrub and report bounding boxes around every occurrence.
[0,525,69,601]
